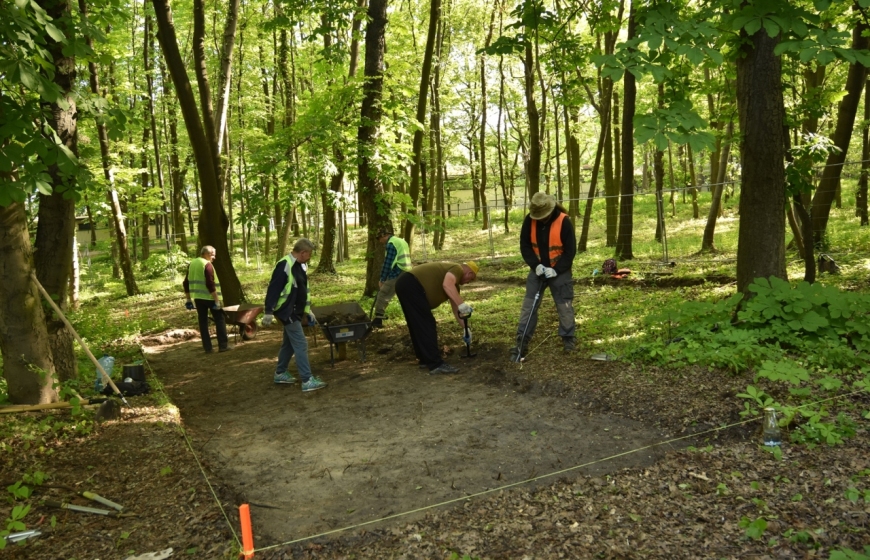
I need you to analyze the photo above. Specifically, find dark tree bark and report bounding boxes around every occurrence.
[152,0,243,304]
[615,1,637,261]
[810,10,868,245]
[858,78,869,226]
[0,202,58,404]
[359,0,391,295]
[735,20,787,293]
[34,0,78,382]
[402,0,441,247]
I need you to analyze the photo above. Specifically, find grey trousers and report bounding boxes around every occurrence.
[374,276,399,318]
[515,270,575,340]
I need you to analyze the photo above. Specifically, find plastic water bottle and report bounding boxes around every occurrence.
[762,407,781,446]
[95,355,115,393]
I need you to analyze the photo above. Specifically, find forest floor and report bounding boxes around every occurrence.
[2,278,869,559]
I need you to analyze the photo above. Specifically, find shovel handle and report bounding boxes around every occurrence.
[83,491,125,512]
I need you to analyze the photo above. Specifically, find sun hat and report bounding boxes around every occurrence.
[529,192,556,220]
[464,261,479,276]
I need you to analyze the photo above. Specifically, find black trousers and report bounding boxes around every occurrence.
[395,273,443,370]
[195,298,228,351]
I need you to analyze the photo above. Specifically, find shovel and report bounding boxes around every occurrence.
[461,317,476,359]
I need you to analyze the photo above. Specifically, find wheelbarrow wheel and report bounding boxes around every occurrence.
[242,322,258,341]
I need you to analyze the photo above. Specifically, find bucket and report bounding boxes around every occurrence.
[122,364,146,383]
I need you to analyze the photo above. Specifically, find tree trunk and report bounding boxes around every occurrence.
[478,2,496,232]
[701,120,733,251]
[359,0,391,296]
[165,79,189,254]
[615,1,636,261]
[152,0,243,304]
[578,114,609,252]
[735,20,787,293]
[687,143,699,219]
[497,53,510,233]
[810,12,868,246]
[34,0,78,383]
[858,78,869,226]
[523,38,541,196]
[0,202,58,404]
[402,0,441,247]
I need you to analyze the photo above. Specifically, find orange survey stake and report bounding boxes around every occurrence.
[239,504,254,559]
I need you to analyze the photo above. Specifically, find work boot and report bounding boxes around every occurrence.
[508,336,530,362]
[371,317,384,329]
[562,337,576,353]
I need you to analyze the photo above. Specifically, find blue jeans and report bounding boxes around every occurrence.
[275,319,312,382]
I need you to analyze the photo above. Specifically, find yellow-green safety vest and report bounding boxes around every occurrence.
[274,255,311,314]
[387,236,412,271]
[188,257,221,300]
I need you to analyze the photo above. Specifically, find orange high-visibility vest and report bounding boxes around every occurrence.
[531,212,567,266]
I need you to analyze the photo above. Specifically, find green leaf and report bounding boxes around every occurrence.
[763,19,780,39]
[744,18,762,36]
[44,23,65,42]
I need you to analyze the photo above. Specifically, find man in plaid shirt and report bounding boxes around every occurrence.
[373,227,412,328]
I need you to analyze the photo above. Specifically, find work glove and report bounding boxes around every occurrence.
[462,328,472,345]
[544,267,558,279]
[307,312,317,326]
[185,300,194,311]
[262,314,274,326]
[535,264,545,277]
[212,301,222,310]
[458,302,473,317]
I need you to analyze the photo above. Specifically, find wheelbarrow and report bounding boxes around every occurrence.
[222,304,264,342]
[310,302,372,366]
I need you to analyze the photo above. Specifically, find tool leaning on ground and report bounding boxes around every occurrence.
[30,273,131,408]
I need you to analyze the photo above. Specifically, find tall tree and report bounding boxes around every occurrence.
[734,7,787,293]
[151,0,244,304]
[615,0,636,261]
[359,0,391,295]
[402,0,441,247]
[33,0,79,382]
[810,8,869,246]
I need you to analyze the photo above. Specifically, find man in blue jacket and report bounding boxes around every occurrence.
[262,238,327,392]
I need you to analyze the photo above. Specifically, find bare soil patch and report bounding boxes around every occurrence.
[145,325,674,550]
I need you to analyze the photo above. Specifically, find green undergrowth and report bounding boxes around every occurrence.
[642,276,870,448]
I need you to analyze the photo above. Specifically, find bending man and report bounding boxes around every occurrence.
[396,261,478,374]
[510,192,576,361]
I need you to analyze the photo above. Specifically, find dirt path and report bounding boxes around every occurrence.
[145,324,674,549]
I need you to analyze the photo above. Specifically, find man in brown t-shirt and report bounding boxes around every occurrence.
[395,261,478,374]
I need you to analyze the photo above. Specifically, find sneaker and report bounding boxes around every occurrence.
[301,376,327,392]
[371,318,384,329]
[274,372,296,384]
[204,348,215,354]
[562,338,576,353]
[429,363,459,375]
[219,345,234,353]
